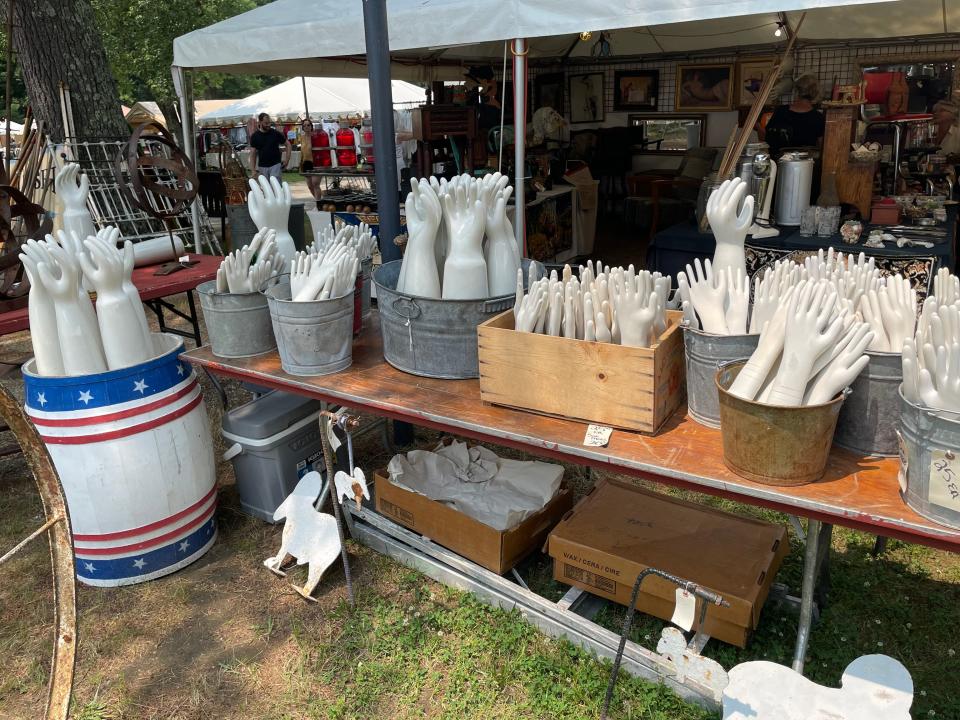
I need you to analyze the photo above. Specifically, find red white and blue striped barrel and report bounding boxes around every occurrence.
[22,334,217,587]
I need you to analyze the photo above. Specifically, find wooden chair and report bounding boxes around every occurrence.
[623,147,718,240]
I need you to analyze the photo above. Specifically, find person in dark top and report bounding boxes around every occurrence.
[247,112,291,182]
[764,74,826,157]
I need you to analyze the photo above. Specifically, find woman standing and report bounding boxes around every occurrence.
[300,119,322,204]
[764,74,826,157]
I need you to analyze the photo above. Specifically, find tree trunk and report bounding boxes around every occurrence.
[156,98,182,149]
[11,0,127,142]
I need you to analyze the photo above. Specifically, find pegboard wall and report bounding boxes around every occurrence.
[526,38,960,122]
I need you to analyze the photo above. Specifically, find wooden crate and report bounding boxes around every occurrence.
[477,310,686,434]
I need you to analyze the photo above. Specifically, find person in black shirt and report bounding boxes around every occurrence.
[247,112,291,182]
[764,74,826,157]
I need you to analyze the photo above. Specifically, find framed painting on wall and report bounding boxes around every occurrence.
[534,72,565,115]
[737,57,777,107]
[613,70,659,110]
[675,63,734,111]
[569,73,605,123]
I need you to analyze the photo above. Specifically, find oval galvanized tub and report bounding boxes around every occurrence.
[265,281,354,376]
[716,361,846,486]
[197,280,276,358]
[833,350,902,457]
[374,260,539,380]
[898,388,960,530]
[22,333,217,587]
[683,326,759,428]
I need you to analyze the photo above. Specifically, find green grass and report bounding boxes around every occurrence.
[1,367,959,718]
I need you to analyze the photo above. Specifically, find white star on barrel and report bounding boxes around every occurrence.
[78,390,93,405]
[133,379,149,394]
[36,392,47,407]
[133,558,146,569]
[83,562,95,573]
[178,540,190,553]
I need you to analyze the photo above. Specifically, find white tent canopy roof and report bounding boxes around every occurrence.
[173,0,953,80]
[196,76,426,127]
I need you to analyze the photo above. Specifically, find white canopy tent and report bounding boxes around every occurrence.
[172,0,951,249]
[196,76,427,127]
[172,0,956,80]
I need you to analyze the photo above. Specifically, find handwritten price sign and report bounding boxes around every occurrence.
[929,449,960,513]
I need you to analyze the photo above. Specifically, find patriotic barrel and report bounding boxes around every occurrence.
[22,334,217,587]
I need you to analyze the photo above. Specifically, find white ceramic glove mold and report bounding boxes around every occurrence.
[398,178,442,298]
[80,236,153,370]
[54,164,97,265]
[19,240,65,376]
[247,176,296,266]
[707,178,754,279]
[442,181,488,299]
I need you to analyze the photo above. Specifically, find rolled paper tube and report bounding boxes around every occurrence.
[131,235,187,267]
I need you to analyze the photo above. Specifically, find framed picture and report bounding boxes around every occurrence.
[534,72,565,115]
[737,58,777,107]
[675,63,734,111]
[569,73,605,123]
[613,70,659,110]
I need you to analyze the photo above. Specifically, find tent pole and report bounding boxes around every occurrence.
[362,0,402,263]
[301,76,310,120]
[173,65,202,252]
[512,38,527,257]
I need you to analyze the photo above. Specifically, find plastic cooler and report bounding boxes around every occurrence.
[221,391,325,522]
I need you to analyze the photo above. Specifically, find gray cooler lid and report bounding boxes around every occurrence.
[221,390,324,440]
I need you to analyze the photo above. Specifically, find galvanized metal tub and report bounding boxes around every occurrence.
[22,333,217,586]
[197,280,276,358]
[374,259,539,380]
[717,361,846,486]
[899,389,960,530]
[833,350,901,457]
[683,327,759,428]
[265,282,354,376]
[361,256,373,319]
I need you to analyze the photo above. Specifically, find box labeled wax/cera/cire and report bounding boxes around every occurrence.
[547,479,789,648]
[374,470,573,575]
[477,309,686,434]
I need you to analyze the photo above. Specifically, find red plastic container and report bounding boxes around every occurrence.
[311,131,331,167]
[361,126,375,164]
[336,128,357,167]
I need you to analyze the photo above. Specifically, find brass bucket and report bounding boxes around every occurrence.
[716,361,846,486]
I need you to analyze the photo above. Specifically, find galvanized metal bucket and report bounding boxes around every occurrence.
[833,350,902,457]
[197,280,276,358]
[374,259,540,380]
[683,327,759,428]
[265,281,354,376]
[361,256,373,319]
[716,361,846,486]
[898,389,960,530]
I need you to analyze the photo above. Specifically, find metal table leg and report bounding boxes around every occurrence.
[792,520,833,673]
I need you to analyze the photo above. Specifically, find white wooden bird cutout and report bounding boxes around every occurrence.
[263,471,341,601]
[723,654,913,720]
[334,467,369,510]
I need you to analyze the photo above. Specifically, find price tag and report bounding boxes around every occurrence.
[670,588,696,632]
[322,417,342,452]
[583,424,613,447]
[928,449,960,513]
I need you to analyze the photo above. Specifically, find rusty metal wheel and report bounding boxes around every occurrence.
[0,383,76,719]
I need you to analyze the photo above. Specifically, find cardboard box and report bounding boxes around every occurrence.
[374,470,573,575]
[478,309,685,434]
[547,480,789,647]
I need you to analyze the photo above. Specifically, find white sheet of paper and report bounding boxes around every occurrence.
[323,417,341,452]
[583,424,613,447]
[671,588,696,632]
